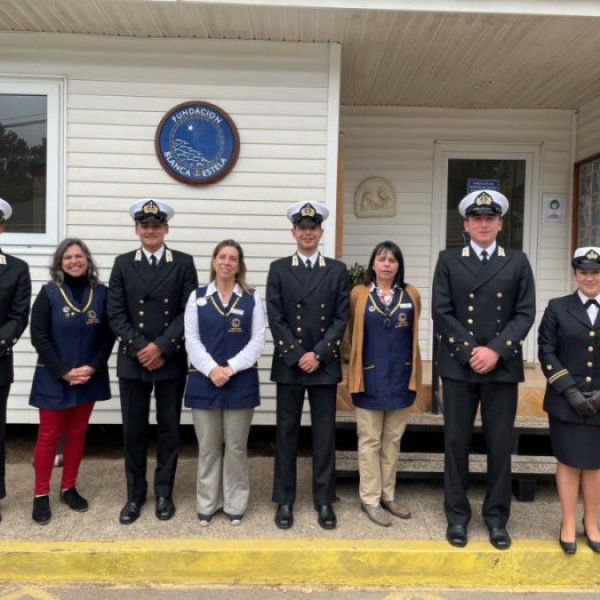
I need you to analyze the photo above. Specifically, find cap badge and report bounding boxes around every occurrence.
[475,192,493,207]
[586,250,599,261]
[143,200,159,215]
[300,204,316,218]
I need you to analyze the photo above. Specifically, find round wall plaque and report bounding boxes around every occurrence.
[155,101,240,185]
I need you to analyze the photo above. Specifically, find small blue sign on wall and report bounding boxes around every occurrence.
[467,178,500,193]
[155,101,240,185]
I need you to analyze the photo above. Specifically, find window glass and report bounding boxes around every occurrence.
[446,158,525,250]
[0,94,47,233]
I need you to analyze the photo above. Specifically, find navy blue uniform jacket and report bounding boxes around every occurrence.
[432,245,535,383]
[0,251,31,386]
[267,254,349,386]
[538,292,600,425]
[107,247,198,382]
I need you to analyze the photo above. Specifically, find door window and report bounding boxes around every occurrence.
[446,158,526,250]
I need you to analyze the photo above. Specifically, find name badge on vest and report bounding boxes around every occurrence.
[86,310,100,325]
[229,317,243,334]
[230,308,244,316]
[396,313,409,328]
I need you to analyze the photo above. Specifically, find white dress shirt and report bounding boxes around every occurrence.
[184,281,266,377]
[297,250,319,269]
[141,245,165,264]
[470,241,497,261]
[577,290,600,325]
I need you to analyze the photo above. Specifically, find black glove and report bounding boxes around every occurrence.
[564,387,596,417]
[583,390,600,412]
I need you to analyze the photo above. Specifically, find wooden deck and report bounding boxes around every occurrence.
[337,360,547,417]
[335,361,553,499]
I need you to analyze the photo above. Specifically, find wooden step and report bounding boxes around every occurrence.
[336,451,556,477]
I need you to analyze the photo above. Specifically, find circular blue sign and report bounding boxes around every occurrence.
[155,101,239,185]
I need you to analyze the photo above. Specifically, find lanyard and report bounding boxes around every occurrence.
[58,285,94,314]
[209,294,241,317]
[367,288,404,317]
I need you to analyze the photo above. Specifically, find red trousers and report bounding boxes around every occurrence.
[33,402,94,496]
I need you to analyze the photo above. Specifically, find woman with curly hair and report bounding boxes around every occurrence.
[29,238,114,524]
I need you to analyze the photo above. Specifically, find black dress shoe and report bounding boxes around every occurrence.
[275,504,293,529]
[488,527,511,550]
[32,495,51,525]
[583,521,600,553]
[155,496,175,520]
[446,524,467,547]
[60,487,89,512]
[315,504,337,530]
[119,501,143,525]
[559,537,577,554]
[559,522,576,554]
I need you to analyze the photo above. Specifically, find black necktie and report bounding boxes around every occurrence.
[480,250,489,266]
[585,299,599,308]
[305,258,312,272]
[150,255,157,270]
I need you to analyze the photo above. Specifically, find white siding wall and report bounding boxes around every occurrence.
[576,95,600,162]
[0,33,337,424]
[340,106,574,360]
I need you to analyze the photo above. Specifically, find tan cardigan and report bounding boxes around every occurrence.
[345,283,422,395]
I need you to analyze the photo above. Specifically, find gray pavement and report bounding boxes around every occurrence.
[1,429,599,594]
[0,446,563,543]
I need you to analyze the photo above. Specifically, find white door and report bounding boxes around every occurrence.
[432,142,541,362]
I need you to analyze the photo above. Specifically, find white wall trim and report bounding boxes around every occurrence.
[324,42,341,257]
[567,110,578,293]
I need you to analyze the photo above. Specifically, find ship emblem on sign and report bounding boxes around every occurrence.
[155,101,240,185]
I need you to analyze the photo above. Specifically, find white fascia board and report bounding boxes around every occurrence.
[177,0,600,17]
[324,43,341,259]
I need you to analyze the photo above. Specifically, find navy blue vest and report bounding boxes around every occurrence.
[29,283,111,409]
[352,288,416,411]
[184,286,260,410]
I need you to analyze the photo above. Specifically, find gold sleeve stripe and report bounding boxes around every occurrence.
[548,369,569,384]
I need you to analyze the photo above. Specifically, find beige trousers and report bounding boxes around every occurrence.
[191,408,254,516]
[356,406,410,506]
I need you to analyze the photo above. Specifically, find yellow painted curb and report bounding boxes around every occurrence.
[0,539,599,589]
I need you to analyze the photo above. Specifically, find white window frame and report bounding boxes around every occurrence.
[432,141,541,362]
[0,77,63,247]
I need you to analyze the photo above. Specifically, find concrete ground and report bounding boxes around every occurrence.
[0,428,599,593]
